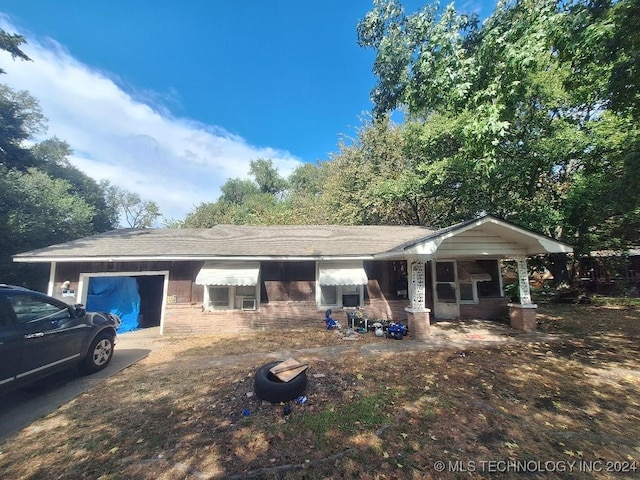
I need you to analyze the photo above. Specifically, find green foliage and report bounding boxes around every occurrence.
[33,138,118,231]
[182,158,330,227]
[249,158,287,195]
[0,85,46,170]
[0,29,31,75]
[102,182,161,228]
[0,166,98,287]
[352,0,640,259]
[0,78,120,285]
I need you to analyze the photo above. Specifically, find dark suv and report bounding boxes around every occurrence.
[0,285,121,393]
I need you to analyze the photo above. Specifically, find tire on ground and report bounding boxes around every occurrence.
[254,360,307,403]
[80,332,115,374]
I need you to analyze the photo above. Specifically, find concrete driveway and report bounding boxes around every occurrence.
[0,327,160,441]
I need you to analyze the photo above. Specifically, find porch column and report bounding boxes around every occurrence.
[509,256,538,331]
[405,259,431,340]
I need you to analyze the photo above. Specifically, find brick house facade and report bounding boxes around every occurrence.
[13,215,572,335]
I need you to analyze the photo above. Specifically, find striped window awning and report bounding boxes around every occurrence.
[318,261,368,286]
[195,262,260,286]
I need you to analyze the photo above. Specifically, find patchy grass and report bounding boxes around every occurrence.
[0,303,639,479]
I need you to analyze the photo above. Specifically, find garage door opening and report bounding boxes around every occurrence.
[136,275,164,328]
[84,274,165,333]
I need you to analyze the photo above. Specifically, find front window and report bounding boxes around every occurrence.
[204,285,258,311]
[459,283,476,303]
[320,285,337,306]
[317,261,367,308]
[206,286,230,310]
[476,260,502,297]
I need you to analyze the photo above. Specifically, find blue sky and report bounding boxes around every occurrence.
[0,1,496,221]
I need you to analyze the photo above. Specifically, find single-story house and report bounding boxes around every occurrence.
[12,214,572,336]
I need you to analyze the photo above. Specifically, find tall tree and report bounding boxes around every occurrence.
[0,85,46,170]
[356,0,640,256]
[102,182,161,228]
[0,31,120,288]
[0,166,98,287]
[249,158,287,196]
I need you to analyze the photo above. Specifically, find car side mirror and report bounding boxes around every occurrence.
[73,304,86,318]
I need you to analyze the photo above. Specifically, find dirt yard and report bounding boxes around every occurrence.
[0,303,639,479]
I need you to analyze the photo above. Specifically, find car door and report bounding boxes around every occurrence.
[0,296,21,390]
[6,292,87,382]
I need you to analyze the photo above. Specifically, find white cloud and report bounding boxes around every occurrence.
[0,17,302,222]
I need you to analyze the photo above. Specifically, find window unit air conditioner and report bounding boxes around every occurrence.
[236,296,256,311]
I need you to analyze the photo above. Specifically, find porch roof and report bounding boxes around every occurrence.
[13,215,572,263]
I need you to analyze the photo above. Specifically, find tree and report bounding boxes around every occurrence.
[0,166,97,287]
[319,116,444,225]
[249,158,287,196]
[182,159,297,226]
[356,0,640,257]
[32,138,118,231]
[102,182,161,228]
[0,29,31,75]
[0,32,120,288]
[0,85,46,170]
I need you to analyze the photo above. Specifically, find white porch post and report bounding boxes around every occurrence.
[509,256,537,331]
[405,258,431,340]
[515,256,533,305]
[409,259,426,310]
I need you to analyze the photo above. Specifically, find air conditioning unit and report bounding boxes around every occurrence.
[236,296,256,311]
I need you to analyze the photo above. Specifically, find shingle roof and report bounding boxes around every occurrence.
[13,224,437,261]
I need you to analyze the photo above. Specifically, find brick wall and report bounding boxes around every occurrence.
[162,297,413,335]
[459,297,508,320]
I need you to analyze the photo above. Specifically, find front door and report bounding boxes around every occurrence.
[433,261,459,319]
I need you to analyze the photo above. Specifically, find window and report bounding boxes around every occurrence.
[7,294,70,323]
[236,285,255,297]
[435,262,456,283]
[318,284,364,308]
[454,260,501,303]
[390,260,408,299]
[317,261,367,308]
[459,283,476,303]
[204,285,258,311]
[320,285,337,306]
[207,286,230,310]
[476,260,502,297]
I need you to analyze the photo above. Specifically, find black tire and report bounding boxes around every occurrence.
[80,332,115,374]
[254,360,307,403]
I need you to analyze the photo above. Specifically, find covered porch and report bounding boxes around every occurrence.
[386,216,573,338]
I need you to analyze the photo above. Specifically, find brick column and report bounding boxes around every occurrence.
[405,308,431,340]
[509,303,538,332]
[508,256,538,331]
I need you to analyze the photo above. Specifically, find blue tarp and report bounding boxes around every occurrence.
[86,277,141,333]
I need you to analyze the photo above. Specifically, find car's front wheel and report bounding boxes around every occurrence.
[80,333,114,373]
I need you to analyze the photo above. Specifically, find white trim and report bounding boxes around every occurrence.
[14,254,376,263]
[47,262,56,296]
[78,270,169,335]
